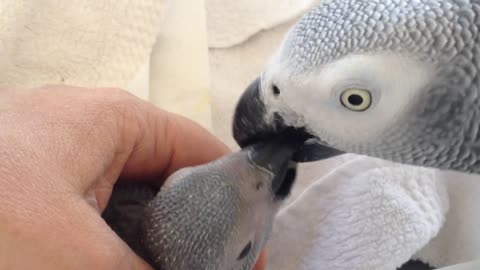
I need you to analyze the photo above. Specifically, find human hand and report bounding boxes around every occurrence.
[0,85,267,270]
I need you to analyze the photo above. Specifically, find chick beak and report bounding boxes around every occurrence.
[246,132,302,200]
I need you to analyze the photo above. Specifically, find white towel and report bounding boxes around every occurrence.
[267,156,480,270]
[0,0,167,100]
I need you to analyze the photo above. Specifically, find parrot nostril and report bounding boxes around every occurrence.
[256,181,264,190]
[272,84,281,96]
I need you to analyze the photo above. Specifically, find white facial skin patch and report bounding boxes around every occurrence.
[262,52,435,147]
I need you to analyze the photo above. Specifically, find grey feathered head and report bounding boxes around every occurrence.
[233,0,480,173]
[140,140,298,270]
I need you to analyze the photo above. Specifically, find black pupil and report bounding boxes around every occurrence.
[348,94,364,106]
[237,242,252,260]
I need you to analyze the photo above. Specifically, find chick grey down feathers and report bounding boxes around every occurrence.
[103,137,300,270]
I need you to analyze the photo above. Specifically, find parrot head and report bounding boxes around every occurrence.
[233,0,480,173]
[141,135,299,270]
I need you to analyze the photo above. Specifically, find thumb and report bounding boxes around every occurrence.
[105,243,154,270]
[68,199,155,270]
[1,193,155,270]
[8,193,155,270]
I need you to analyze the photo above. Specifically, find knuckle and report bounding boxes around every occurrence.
[91,88,146,147]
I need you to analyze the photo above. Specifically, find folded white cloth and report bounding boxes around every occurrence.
[268,156,480,270]
[0,0,167,100]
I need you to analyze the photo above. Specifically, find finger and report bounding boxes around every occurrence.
[6,86,230,186]
[253,249,268,270]
[1,191,154,270]
[66,88,233,210]
[76,207,155,270]
[70,202,155,270]
[118,97,231,181]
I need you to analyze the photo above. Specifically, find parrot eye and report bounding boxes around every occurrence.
[237,241,252,260]
[340,88,372,111]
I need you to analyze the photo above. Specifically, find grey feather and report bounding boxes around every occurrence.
[283,0,480,172]
[282,0,480,172]
[232,0,480,174]
[102,183,158,260]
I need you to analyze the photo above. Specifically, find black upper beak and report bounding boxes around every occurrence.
[233,77,344,162]
[232,77,277,148]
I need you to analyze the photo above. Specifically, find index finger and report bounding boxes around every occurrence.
[118,94,231,183]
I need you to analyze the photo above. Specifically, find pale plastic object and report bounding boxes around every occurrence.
[149,0,213,131]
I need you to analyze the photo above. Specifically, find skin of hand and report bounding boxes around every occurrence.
[0,85,268,270]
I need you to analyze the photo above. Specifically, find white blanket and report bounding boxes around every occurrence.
[0,0,167,99]
[268,156,480,269]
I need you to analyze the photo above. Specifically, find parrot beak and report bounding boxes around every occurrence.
[233,77,344,163]
[246,134,300,200]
